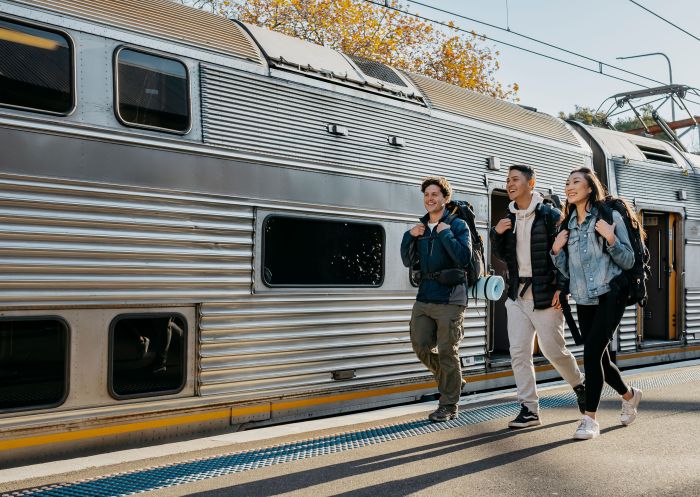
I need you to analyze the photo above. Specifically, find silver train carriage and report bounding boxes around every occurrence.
[0,0,698,465]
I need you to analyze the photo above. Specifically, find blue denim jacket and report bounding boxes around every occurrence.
[551,207,634,305]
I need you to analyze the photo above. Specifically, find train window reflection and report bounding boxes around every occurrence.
[0,18,73,114]
[0,318,68,411]
[110,314,186,398]
[263,216,385,286]
[115,48,189,133]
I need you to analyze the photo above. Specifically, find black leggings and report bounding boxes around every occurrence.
[577,293,631,412]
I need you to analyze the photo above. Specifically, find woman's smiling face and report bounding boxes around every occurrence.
[565,172,593,207]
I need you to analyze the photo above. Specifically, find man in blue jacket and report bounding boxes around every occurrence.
[401,177,472,422]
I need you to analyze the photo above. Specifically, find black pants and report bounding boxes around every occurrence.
[577,293,631,412]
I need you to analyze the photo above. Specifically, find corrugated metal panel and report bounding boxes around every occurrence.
[0,177,253,306]
[618,306,638,352]
[405,72,580,147]
[614,160,700,217]
[562,303,583,356]
[201,65,588,193]
[686,289,700,343]
[199,297,486,398]
[9,0,263,64]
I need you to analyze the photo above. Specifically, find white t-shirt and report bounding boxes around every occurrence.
[428,222,438,231]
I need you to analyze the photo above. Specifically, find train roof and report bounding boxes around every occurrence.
[12,0,582,147]
[579,124,690,168]
[406,72,580,146]
[243,22,581,147]
[8,0,265,64]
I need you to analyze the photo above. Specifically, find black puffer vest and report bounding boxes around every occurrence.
[490,202,562,310]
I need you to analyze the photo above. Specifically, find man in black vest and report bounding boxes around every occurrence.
[491,165,585,428]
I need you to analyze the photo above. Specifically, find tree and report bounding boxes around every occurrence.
[559,104,659,133]
[558,106,609,127]
[177,0,518,100]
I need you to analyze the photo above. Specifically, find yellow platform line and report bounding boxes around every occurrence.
[2,346,699,451]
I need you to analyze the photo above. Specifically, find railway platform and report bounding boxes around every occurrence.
[1,360,699,497]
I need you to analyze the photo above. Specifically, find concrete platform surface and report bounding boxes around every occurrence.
[1,360,699,497]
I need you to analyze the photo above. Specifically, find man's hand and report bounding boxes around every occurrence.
[551,289,562,310]
[494,218,512,235]
[436,222,450,233]
[410,224,426,237]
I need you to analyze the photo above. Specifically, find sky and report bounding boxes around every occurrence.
[417,0,700,146]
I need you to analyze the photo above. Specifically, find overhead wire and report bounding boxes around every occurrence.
[402,0,667,87]
[362,0,700,111]
[628,0,700,43]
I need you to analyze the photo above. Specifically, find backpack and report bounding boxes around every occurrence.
[445,200,486,287]
[596,197,651,307]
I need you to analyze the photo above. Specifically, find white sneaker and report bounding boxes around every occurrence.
[573,415,600,440]
[620,387,642,426]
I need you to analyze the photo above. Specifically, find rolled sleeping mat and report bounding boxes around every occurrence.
[468,275,505,301]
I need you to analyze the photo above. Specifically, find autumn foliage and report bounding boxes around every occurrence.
[181,0,518,100]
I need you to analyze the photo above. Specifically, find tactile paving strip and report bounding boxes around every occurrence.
[4,366,699,497]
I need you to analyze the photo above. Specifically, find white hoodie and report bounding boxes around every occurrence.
[508,191,543,281]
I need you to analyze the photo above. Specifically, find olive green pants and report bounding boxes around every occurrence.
[409,301,466,406]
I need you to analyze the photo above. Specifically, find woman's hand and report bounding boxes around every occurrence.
[595,219,616,246]
[552,230,569,255]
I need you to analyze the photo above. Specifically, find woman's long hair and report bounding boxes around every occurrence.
[563,167,646,240]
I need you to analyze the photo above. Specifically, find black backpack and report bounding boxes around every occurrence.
[446,200,485,287]
[596,197,651,307]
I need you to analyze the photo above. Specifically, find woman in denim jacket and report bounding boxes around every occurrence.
[551,167,643,440]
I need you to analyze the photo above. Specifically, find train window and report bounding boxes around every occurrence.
[115,48,190,133]
[0,18,73,114]
[109,314,187,398]
[262,216,384,286]
[0,318,69,411]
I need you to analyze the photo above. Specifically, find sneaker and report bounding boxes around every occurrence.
[508,404,541,429]
[620,387,642,426]
[573,415,600,440]
[428,404,458,422]
[573,383,586,414]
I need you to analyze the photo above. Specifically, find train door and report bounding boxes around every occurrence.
[488,190,511,364]
[640,211,679,344]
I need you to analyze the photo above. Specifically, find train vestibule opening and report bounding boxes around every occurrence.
[639,211,681,345]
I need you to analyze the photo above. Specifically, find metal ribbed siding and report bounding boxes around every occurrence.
[614,160,699,217]
[10,0,263,63]
[405,72,580,147]
[686,289,700,342]
[618,306,638,352]
[199,297,486,398]
[0,177,253,307]
[200,65,588,192]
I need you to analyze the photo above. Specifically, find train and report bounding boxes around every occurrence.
[1,0,699,466]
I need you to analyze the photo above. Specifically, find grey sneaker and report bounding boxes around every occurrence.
[620,387,642,426]
[573,383,586,414]
[508,404,541,428]
[428,404,458,422]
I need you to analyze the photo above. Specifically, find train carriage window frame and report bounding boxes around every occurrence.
[0,16,75,116]
[0,316,70,413]
[113,46,191,135]
[108,313,188,400]
[261,214,386,288]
